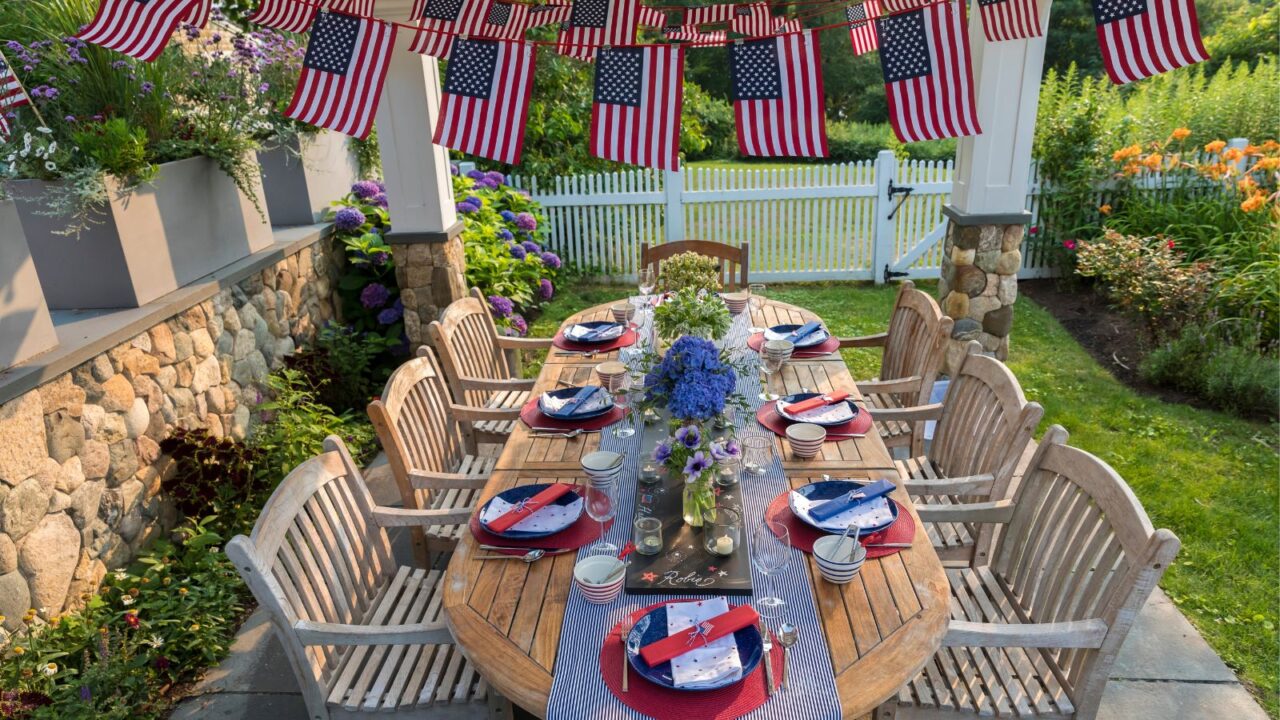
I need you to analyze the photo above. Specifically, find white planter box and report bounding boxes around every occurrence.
[258,130,361,226]
[10,155,273,310]
[0,199,58,371]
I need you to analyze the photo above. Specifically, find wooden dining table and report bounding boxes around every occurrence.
[442,298,949,719]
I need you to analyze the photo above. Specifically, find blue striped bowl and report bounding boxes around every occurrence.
[812,535,867,584]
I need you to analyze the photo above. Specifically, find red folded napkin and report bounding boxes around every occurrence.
[783,390,850,415]
[484,484,575,533]
[638,604,760,666]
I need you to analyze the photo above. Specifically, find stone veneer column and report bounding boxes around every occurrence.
[937,220,1025,372]
[393,236,468,347]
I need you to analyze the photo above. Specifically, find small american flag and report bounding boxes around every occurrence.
[77,0,200,61]
[557,0,666,61]
[772,17,802,34]
[846,1,880,56]
[729,2,774,37]
[0,55,30,143]
[248,0,375,34]
[1093,0,1207,84]
[590,45,685,170]
[435,39,536,165]
[662,25,728,46]
[978,0,1043,41]
[684,4,733,27]
[185,0,212,29]
[409,0,493,58]
[285,11,396,139]
[482,2,572,40]
[876,1,981,143]
[729,30,828,158]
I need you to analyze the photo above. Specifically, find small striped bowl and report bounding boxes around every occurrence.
[813,535,867,585]
[610,303,637,325]
[573,556,625,604]
[722,292,749,316]
[785,422,827,459]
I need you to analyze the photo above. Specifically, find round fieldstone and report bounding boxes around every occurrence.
[60,457,85,494]
[90,355,115,383]
[149,325,176,364]
[995,250,1023,276]
[951,318,983,342]
[983,305,1016,337]
[107,442,139,487]
[190,356,222,395]
[951,247,975,267]
[45,411,85,464]
[998,274,1018,305]
[69,482,103,530]
[954,265,988,297]
[0,571,30,632]
[943,291,970,319]
[0,534,16,573]
[974,250,1001,272]
[98,375,135,413]
[80,440,109,480]
[968,296,1003,321]
[0,391,47,487]
[2,478,52,540]
[123,398,149,439]
[976,225,1004,253]
[952,225,983,251]
[19,512,81,613]
[172,331,194,363]
[38,376,85,418]
[190,328,215,359]
[1002,225,1024,252]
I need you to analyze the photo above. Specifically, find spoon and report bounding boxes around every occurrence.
[530,428,590,438]
[777,622,799,690]
[474,549,546,562]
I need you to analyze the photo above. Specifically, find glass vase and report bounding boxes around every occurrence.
[682,475,717,527]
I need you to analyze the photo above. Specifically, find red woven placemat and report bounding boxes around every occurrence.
[520,397,625,431]
[765,490,915,559]
[553,328,639,353]
[600,600,784,720]
[746,332,840,358]
[755,403,873,441]
[468,484,614,552]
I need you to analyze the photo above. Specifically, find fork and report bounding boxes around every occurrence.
[619,615,635,692]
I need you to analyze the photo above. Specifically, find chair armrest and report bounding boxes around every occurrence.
[903,474,995,494]
[448,404,523,422]
[916,500,1014,524]
[868,403,944,423]
[944,619,1108,649]
[408,470,491,490]
[856,376,923,396]
[293,619,455,647]
[495,335,555,350]
[371,505,475,528]
[839,333,888,348]
[460,376,537,392]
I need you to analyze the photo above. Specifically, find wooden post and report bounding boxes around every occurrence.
[871,149,897,285]
[663,163,684,243]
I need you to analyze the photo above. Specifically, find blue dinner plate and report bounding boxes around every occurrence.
[565,320,626,344]
[625,604,763,692]
[788,479,899,535]
[477,483,583,539]
[764,323,829,348]
[775,392,860,427]
[537,386,614,420]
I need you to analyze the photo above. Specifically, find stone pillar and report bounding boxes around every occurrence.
[938,221,1024,372]
[393,238,468,345]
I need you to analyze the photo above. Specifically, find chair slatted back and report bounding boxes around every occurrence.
[227,440,393,695]
[992,430,1180,714]
[880,281,952,407]
[427,288,513,407]
[367,347,471,515]
[640,240,750,289]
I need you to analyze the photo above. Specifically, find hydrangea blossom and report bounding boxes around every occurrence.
[488,295,514,318]
[645,336,736,421]
[539,278,554,300]
[540,252,562,270]
[466,169,485,180]
[509,314,528,336]
[360,283,390,309]
[500,210,516,222]
[521,240,541,253]
[514,212,537,231]
[371,193,389,208]
[509,244,527,260]
[484,171,506,187]
[351,180,381,200]
[456,201,480,214]
[497,229,514,241]
[370,251,390,266]
[377,302,403,325]
[334,206,366,231]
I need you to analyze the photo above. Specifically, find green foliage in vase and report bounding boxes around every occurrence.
[653,288,732,342]
[659,252,723,293]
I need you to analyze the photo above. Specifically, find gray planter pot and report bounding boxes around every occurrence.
[10,155,273,310]
[0,199,59,371]
[258,130,360,226]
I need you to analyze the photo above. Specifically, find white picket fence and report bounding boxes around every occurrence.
[508,150,1049,284]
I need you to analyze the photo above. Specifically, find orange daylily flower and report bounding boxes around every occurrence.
[1170,127,1191,141]
[1260,140,1280,152]
[1240,191,1268,213]
[1099,204,1113,215]
[1222,147,1245,163]
[1141,153,1164,170]
[1204,140,1227,154]
[1237,176,1258,192]
[1112,144,1142,162]
[1252,157,1280,172]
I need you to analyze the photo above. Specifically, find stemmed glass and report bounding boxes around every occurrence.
[752,521,790,619]
[637,268,656,308]
[747,283,767,334]
[586,474,619,555]
[758,353,783,401]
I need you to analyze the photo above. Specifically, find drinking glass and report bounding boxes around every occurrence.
[752,522,790,619]
[747,283,767,334]
[611,385,637,438]
[758,353,783,401]
[637,268,657,306]
[741,435,774,476]
[586,476,619,555]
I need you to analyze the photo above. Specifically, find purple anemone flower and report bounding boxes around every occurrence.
[683,451,713,478]
[653,442,672,464]
[675,425,701,449]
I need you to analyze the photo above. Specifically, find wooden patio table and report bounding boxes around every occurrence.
[443,298,949,719]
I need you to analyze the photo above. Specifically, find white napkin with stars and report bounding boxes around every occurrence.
[666,597,743,689]
[478,495,583,533]
[789,491,895,532]
[778,399,855,424]
[539,388,612,416]
[764,327,830,347]
[566,323,625,342]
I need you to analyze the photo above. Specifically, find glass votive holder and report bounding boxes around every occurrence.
[715,459,740,487]
[741,435,773,476]
[634,517,664,555]
[704,507,741,557]
[639,462,663,485]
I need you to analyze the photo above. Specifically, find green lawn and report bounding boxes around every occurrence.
[528,280,1280,716]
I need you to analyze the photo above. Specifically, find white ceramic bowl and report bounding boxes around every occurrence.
[813,535,867,584]
[594,361,628,392]
[722,292,749,316]
[785,423,826,458]
[763,339,795,362]
[610,304,637,325]
[573,555,626,604]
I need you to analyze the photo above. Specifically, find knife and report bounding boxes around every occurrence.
[760,618,776,696]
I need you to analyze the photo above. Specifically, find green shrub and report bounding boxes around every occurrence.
[158,428,265,535]
[659,252,723,292]
[250,369,378,483]
[285,325,391,416]
[1141,324,1279,419]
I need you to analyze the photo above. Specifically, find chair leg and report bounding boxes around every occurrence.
[487,691,514,720]
[875,701,898,719]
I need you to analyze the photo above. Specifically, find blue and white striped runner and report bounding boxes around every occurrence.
[545,302,842,720]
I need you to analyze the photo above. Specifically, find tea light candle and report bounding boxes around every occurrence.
[640,463,660,484]
[638,536,663,554]
[713,535,735,555]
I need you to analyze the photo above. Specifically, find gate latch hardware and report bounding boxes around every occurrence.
[883,264,909,284]
[886,180,914,220]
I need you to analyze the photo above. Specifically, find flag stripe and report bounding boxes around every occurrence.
[847,0,880,56]
[285,13,396,139]
[590,45,683,169]
[880,2,980,143]
[734,30,827,158]
[979,0,1043,41]
[434,39,536,165]
[1095,0,1207,84]
[78,0,197,61]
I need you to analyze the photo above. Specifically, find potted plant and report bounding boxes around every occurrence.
[660,251,723,292]
[0,199,58,370]
[0,10,272,309]
[653,287,732,343]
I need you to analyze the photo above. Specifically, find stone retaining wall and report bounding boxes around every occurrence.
[0,240,338,629]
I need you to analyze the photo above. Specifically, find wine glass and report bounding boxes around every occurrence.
[747,283,767,334]
[758,353,783,401]
[752,521,790,619]
[637,268,656,307]
[586,475,619,555]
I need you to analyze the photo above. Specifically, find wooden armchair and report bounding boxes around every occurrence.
[880,427,1180,719]
[227,437,510,720]
[367,346,517,565]
[640,240,750,289]
[426,287,552,440]
[875,343,1043,563]
[839,281,952,456]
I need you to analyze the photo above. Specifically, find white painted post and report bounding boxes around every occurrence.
[1227,138,1250,174]
[663,165,684,242]
[871,149,897,285]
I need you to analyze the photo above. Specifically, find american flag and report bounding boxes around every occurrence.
[482,2,572,40]
[0,55,30,143]
[77,0,200,61]
[409,0,494,58]
[185,0,212,29]
[876,1,981,143]
[729,3,774,37]
[662,25,728,46]
[684,4,733,27]
[248,0,375,34]
[729,30,828,157]
[590,45,685,170]
[434,39,536,165]
[978,0,1043,41]
[1093,0,1207,84]
[772,17,802,34]
[285,11,396,139]
[846,1,880,55]
[557,0,666,61]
